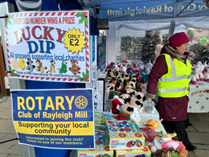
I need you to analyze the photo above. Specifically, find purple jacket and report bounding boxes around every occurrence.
[146,46,190,121]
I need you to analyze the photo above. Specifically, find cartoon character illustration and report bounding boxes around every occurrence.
[26,59,35,72]
[69,60,81,75]
[36,60,47,73]
[19,58,25,70]
[58,60,68,74]
[126,141,135,148]
[135,140,142,147]
[46,60,56,74]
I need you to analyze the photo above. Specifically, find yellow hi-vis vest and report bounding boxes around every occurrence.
[157,54,192,98]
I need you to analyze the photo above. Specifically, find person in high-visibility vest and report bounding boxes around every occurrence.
[146,32,196,151]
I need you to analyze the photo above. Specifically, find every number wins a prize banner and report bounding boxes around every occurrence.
[5,11,90,83]
[11,89,94,149]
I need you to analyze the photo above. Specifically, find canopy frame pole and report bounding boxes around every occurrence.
[176,0,195,17]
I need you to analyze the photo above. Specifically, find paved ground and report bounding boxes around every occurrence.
[0,97,208,157]
[0,97,20,157]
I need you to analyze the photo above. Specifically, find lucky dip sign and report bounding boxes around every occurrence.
[5,11,90,83]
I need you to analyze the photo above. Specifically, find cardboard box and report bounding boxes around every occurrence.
[78,131,113,157]
[95,112,111,125]
[116,145,151,157]
[107,120,145,150]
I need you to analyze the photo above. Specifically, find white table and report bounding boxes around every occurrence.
[137,116,167,135]
[142,82,209,113]
[188,82,209,113]
[140,101,160,119]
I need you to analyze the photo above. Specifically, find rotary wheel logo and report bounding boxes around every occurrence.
[75,96,88,109]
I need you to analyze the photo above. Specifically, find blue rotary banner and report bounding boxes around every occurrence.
[11,89,94,149]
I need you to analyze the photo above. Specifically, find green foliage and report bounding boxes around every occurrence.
[9,67,18,77]
[78,70,89,81]
[5,14,13,26]
[75,12,88,25]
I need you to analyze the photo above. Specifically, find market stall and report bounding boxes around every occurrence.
[1,0,209,157]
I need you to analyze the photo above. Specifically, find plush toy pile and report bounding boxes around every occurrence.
[106,61,157,123]
[191,61,209,85]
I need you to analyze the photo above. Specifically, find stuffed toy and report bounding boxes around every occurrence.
[135,92,144,102]
[128,81,136,89]
[117,103,134,120]
[115,81,121,92]
[124,88,136,97]
[145,100,155,113]
[111,76,117,85]
[127,70,134,76]
[107,77,112,84]
[197,61,204,81]
[131,73,138,79]
[119,94,131,104]
[114,70,121,79]
[152,149,168,157]
[115,78,124,92]
[144,119,159,130]
[161,140,185,150]
[113,64,120,71]
[191,68,200,85]
[130,78,141,91]
[130,77,137,84]
[135,92,145,111]
[140,71,149,83]
[111,95,124,114]
[204,67,209,82]
[123,73,130,84]
[108,83,116,99]
[68,60,80,75]
[106,68,112,75]
[130,98,143,122]
[176,148,188,157]
[125,85,134,90]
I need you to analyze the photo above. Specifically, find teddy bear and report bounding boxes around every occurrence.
[36,59,47,73]
[130,98,143,122]
[68,60,81,75]
[117,103,134,121]
[119,94,131,104]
